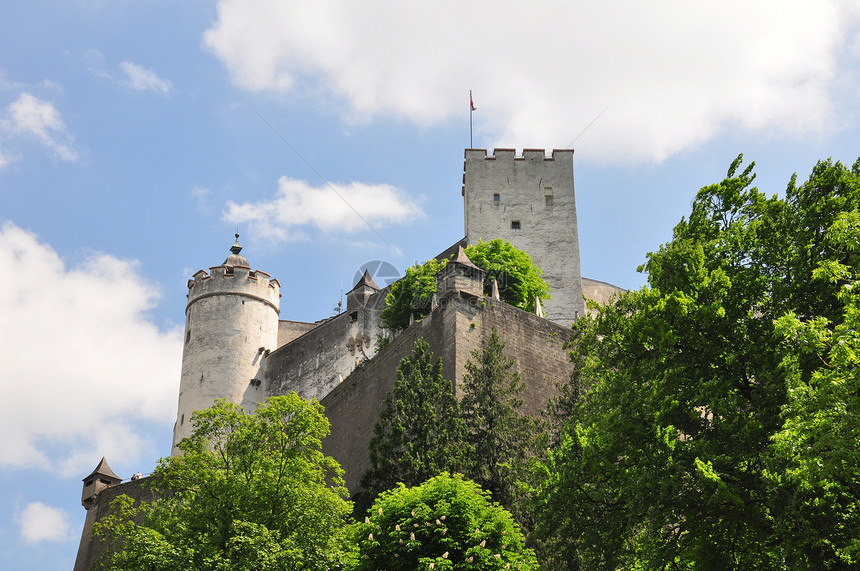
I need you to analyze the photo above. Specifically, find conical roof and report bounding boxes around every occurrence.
[450,246,479,270]
[223,233,250,267]
[351,269,380,291]
[83,457,121,483]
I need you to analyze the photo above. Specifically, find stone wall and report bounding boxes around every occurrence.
[266,288,387,402]
[277,319,321,348]
[73,478,156,571]
[320,295,574,494]
[582,277,627,317]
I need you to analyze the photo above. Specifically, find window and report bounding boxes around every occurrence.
[511,220,521,230]
[545,195,553,206]
[493,193,500,203]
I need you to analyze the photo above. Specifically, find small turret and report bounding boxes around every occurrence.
[436,246,484,306]
[346,269,380,314]
[81,457,121,509]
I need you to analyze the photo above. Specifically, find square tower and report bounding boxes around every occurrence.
[463,148,585,325]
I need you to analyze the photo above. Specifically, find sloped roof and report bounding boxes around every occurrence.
[83,457,121,483]
[450,245,480,270]
[351,269,380,291]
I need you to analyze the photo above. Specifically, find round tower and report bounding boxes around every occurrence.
[172,235,280,452]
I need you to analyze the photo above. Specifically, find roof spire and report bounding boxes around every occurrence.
[223,232,250,267]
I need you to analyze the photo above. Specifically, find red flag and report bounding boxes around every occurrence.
[470,92,476,111]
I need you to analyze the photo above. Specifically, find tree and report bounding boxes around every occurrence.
[461,328,538,515]
[768,209,860,567]
[465,239,549,313]
[361,339,469,499]
[380,258,448,332]
[379,241,549,332]
[354,473,538,570]
[93,395,356,570]
[535,155,860,568]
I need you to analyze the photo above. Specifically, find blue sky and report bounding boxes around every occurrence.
[1,1,859,568]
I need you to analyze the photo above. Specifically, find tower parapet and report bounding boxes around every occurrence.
[463,148,584,325]
[172,235,280,451]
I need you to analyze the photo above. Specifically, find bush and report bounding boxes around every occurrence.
[353,473,537,570]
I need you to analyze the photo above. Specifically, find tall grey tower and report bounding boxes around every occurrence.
[463,148,585,325]
[172,236,280,451]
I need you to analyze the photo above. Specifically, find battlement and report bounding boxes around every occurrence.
[464,148,574,162]
[186,264,280,313]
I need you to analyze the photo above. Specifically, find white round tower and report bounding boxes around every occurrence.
[172,235,280,452]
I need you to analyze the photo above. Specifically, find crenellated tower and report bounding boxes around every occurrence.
[172,235,280,451]
[463,148,585,325]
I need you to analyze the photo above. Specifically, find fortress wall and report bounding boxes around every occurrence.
[582,277,627,316]
[266,312,357,401]
[477,299,574,415]
[266,288,387,402]
[73,478,156,571]
[321,297,574,495]
[320,305,461,493]
[277,320,321,348]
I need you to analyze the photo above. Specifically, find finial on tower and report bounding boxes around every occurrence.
[224,232,250,267]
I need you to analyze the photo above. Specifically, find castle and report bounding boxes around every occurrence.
[74,148,624,570]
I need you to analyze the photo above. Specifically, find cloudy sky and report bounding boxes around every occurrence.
[1,1,859,568]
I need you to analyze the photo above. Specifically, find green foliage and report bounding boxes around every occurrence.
[380,258,448,332]
[769,210,860,567]
[379,241,549,332]
[354,473,538,570]
[362,339,469,500]
[461,329,540,517]
[465,239,550,312]
[93,395,356,570]
[536,155,860,568]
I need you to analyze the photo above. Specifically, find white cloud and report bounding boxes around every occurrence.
[1,92,78,162]
[203,0,860,163]
[0,223,182,476]
[18,502,71,544]
[223,176,422,242]
[0,70,26,91]
[84,51,173,95]
[119,61,173,95]
[191,185,213,213]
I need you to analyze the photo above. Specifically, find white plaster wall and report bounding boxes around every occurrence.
[265,289,385,402]
[464,148,585,326]
[172,266,279,450]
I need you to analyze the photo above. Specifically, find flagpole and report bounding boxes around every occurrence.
[468,91,478,147]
